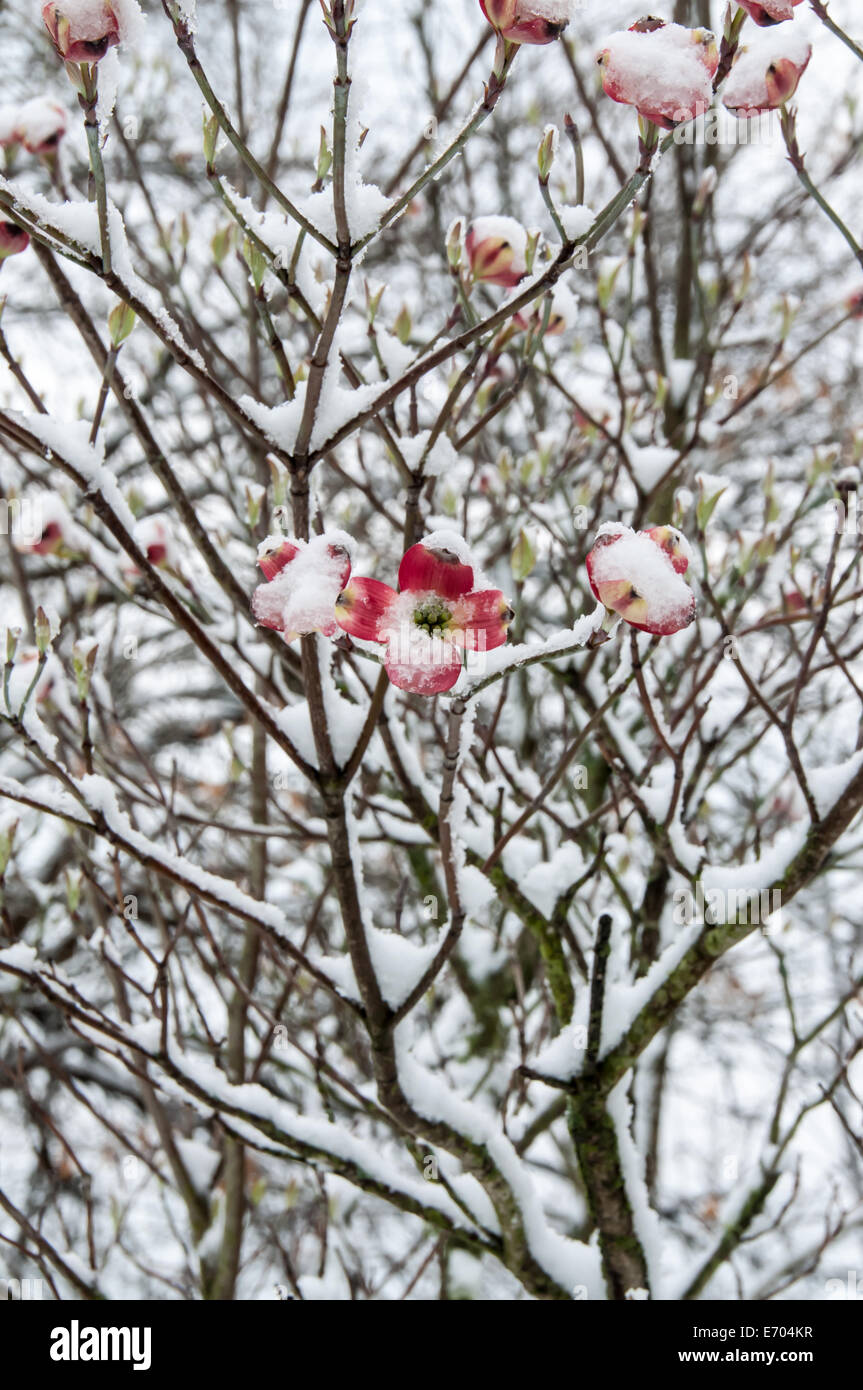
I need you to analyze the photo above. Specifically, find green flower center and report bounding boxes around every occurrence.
[412,598,453,634]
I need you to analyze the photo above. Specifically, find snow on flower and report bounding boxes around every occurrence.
[121,517,178,580]
[479,0,574,46]
[596,21,718,131]
[251,532,354,644]
[0,105,21,148]
[465,216,529,289]
[15,96,67,155]
[586,523,696,637]
[737,0,803,25]
[42,0,143,65]
[335,532,514,695]
[723,30,812,116]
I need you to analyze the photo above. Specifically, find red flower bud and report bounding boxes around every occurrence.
[252,533,353,643]
[596,23,717,130]
[737,1,803,25]
[479,0,572,46]
[0,221,30,261]
[723,32,811,116]
[27,520,64,556]
[586,523,696,637]
[42,2,121,65]
[465,216,528,288]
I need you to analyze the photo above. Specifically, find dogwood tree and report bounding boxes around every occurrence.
[0,0,860,1302]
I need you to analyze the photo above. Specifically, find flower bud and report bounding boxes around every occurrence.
[0,221,29,261]
[15,97,66,156]
[108,300,136,347]
[446,220,463,271]
[723,33,811,115]
[465,216,528,288]
[72,640,98,701]
[537,124,558,185]
[35,605,55,655]
[586,524,696,636]
[596,22,717,130]
[737,1,803,25]
[479,0,573,46]
[42,2,121,65]
[202,113,219,167]
[0,821,18,877]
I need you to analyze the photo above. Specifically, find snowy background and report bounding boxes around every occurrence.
[0,0,860,1301]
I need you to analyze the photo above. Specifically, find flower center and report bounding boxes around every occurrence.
[412,598,452,634]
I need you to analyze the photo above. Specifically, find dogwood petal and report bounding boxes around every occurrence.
[398,543,474,600]
[335,578,398,643]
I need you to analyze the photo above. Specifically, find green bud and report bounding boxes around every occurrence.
[0,820,18,877]
[108,301,136,348]
[267,458,289,509]
[245,484,265,530]
[365,281,385,325]
[65,867,82,915]
[393,304,412,344]
[243,238,267,293]
[34,606,54,656]
[537,125,557,185]
[696,485,727,532]
[446,220,463,271]
[72,641,98,702]
[525,229,541,276]
[211,224,235,266]
[203,113,219,167]
[316,126,333,183]
[511,529,536,583]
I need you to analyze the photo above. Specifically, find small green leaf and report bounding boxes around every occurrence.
[511,529,536,583]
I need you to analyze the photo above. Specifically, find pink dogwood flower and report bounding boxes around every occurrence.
[335,533,514,695]
[586,523,696,636]
[465,217,528,288]
[597,21,718,130]
[737,1,803,26]
[479,0,573,46]
[723,31,811,115]
[252,533,353,644]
